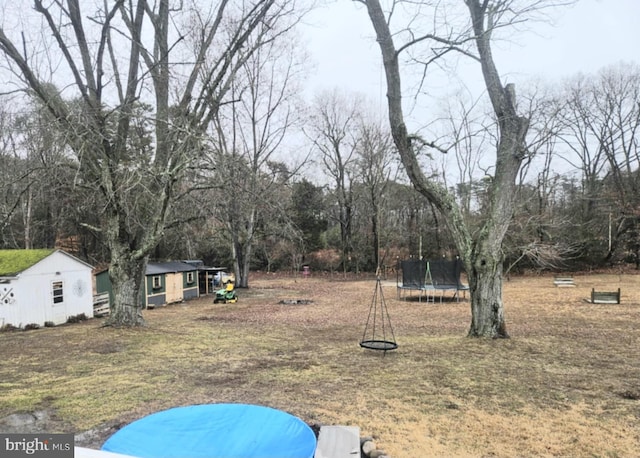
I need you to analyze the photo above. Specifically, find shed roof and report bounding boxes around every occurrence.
[146,261,197,275]
[0,249,55,276]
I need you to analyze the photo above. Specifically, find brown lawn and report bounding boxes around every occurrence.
[1,271,639,457]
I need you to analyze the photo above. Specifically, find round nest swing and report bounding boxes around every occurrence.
[359,275,398,352]
[359,339,398,351]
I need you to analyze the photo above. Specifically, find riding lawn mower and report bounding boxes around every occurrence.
[213,282,238,304]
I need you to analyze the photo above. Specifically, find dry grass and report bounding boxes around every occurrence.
[1,272,640,457]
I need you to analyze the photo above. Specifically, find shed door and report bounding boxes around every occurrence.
[165,273,183,304]
[47,280,68,324]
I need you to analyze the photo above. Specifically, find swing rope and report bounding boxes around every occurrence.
[360,269,398,352]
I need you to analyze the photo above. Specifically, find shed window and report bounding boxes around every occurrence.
[186,272,194,284]
[52,281,64,304]
[152,276,162,289]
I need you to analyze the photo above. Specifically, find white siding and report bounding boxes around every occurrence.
[0,251,93,327]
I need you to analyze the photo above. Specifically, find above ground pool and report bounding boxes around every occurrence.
[101,404,317,458]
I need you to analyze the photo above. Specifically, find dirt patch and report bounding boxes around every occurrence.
[0,410,64,434]
[278,299,314,305]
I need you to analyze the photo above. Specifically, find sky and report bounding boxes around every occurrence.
[300,0,640,103]
[297,0,640,181]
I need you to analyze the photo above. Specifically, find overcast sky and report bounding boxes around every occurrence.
[301,0,640,101]
[295,0,640,182]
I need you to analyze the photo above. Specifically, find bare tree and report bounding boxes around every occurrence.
[0,0,295,326]
[502,84,578,274]
[431,91,496,225]
[559,63,640,264]
[558,74,609,222]
[308,90,362,274]
[590,64,640,263]
[0,106,30,247]
[209,32,306,288]
[0,101,72,250]
[359,0,554,337]
[354,118,398,269]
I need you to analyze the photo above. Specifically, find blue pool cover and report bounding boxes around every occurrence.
[101,404,317,458]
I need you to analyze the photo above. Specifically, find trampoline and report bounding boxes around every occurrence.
[397,258,469,302]
[101,404,317,458]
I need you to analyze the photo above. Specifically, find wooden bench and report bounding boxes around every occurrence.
[590,288,621,304]
[553,276,575,287]
[314,425,360,458]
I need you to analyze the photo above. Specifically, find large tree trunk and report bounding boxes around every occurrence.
[240,244,252,288]
[229,204,255,288]
[467,251,508,338]
[106,247,147,327]
[102,202,154,327]
[232,239,252,289]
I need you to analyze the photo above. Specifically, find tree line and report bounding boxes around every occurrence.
[0,1,637,333]
[2,62,638,272]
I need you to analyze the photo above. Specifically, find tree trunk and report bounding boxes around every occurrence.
[339,200,353,274]
[467,252,508,338]
[371,208,379,268]
[23,187,33,249]
[106,251,146,327]
[229,204,255,288]
[241,248,251,287]
[236,242,252,288]
[232,236,252,289]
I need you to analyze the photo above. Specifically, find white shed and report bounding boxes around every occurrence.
[0,249,94,328]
